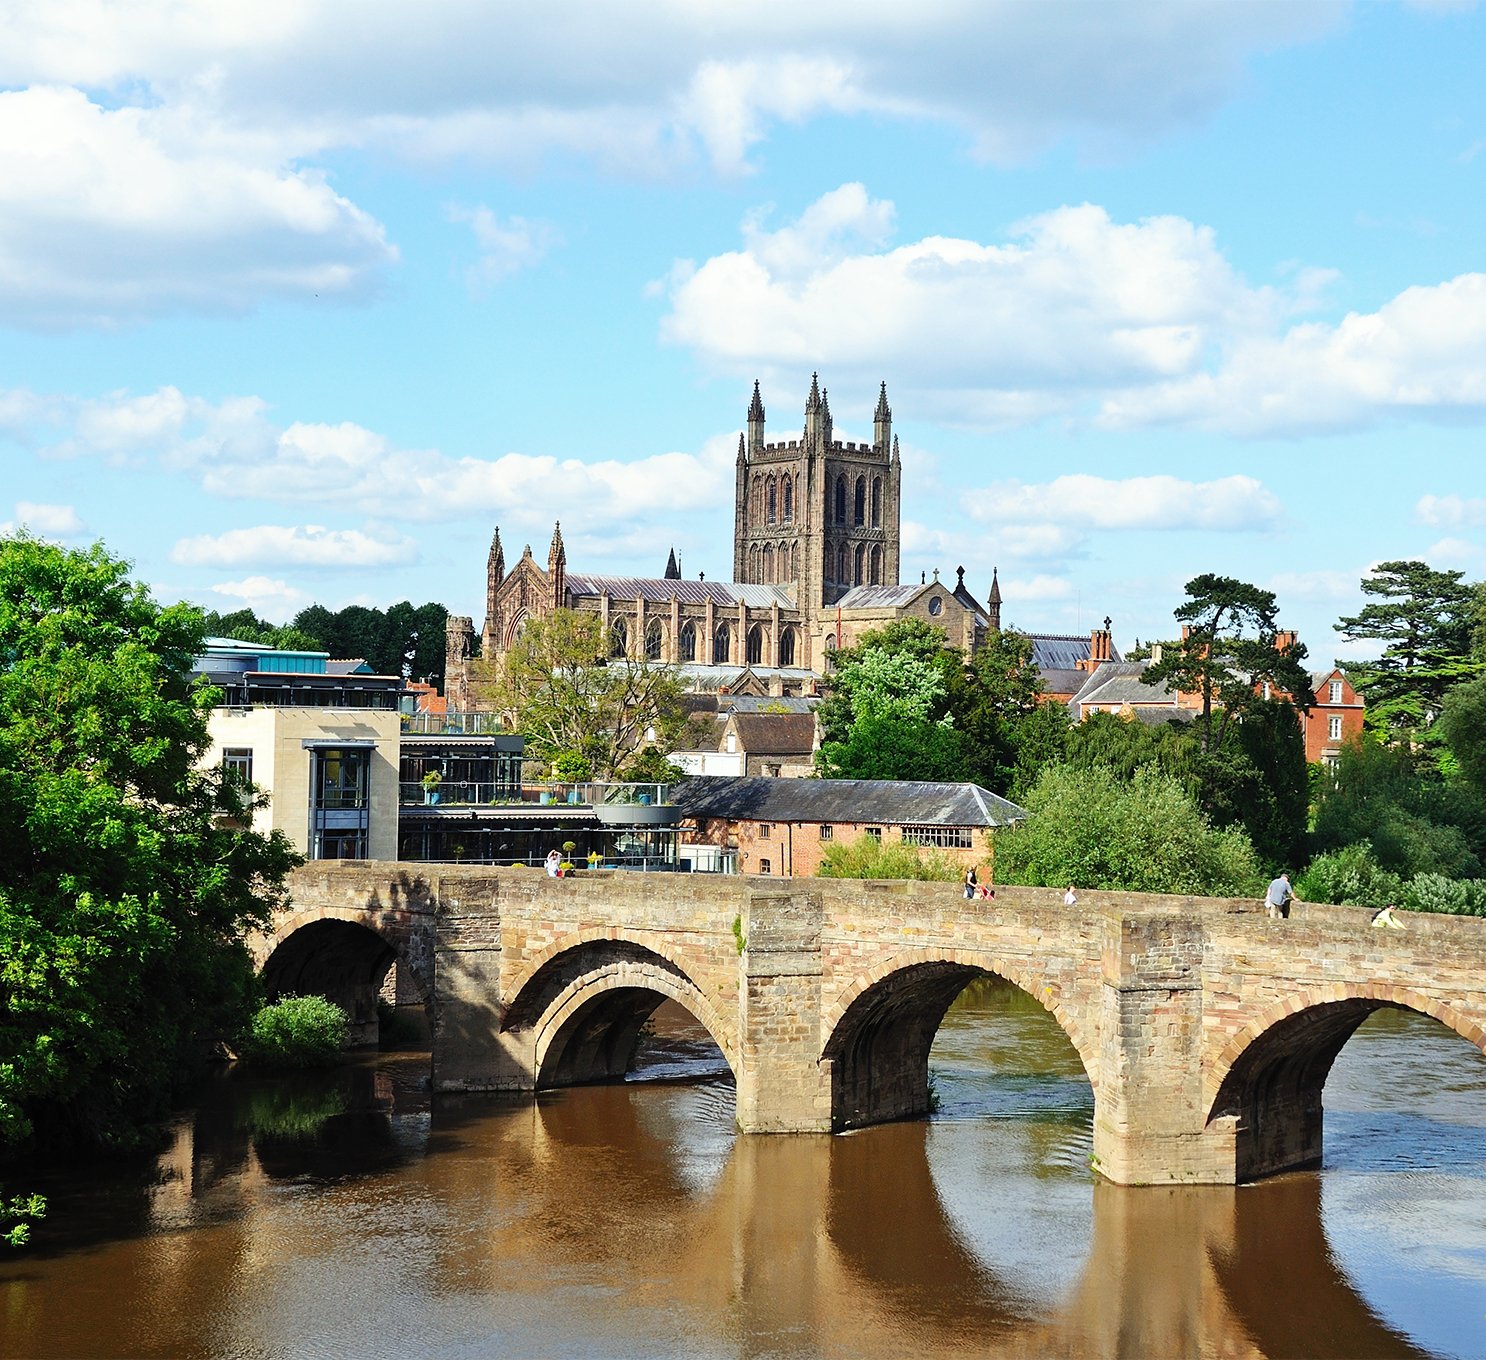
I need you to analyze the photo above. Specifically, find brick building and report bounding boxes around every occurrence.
[671,776,1026,878]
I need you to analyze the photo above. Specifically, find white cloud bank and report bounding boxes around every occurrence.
[663,187,1486,437]
[0,501,84,538]
[0,1,1343,327]
[170,523,419,569]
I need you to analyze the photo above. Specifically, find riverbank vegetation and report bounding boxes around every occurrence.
[0,536,299,1241]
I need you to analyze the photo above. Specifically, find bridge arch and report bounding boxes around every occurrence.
[503,934,738,1089]
[1206,983,1486,1181]
[821,949,1096,1131]
[258,909,424,1046]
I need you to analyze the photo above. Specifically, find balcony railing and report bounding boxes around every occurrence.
[402,780,673,810]
[400,710,509,735]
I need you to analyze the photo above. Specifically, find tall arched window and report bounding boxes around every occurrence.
[782,476,793,523]
[645,620,663,661]
[749,544,761,580]
[854,544,866,584]
[778,627,796,667]
[871,477,882,527]
[837,544,849,584]
[679,620,696,662]
[713,624,731,664]
[767,477,777,524]
[835,475,847,523]
[854,476,866,526]
[762,544,775,582]
[869,545,882,586]
[747,625,763,666]
[610,618,628,658]
[752,474,764,521]
[824,634,837,673]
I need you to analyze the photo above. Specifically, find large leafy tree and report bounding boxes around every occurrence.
[0,536,299,1156]
[1335,560,1482,746]
[292,600,448,683]
[1143,574,1314,756]
[495,608,686,778]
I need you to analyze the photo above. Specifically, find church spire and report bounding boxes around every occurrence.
[548,521,566,605]
[664,546,681,580]
[988,566,1002,632]
[803,371,823,447]
[746,378,765,456]
[487,526,505,582]
[874,380,892,458]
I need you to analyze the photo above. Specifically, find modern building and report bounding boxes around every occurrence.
[195,638,404,860]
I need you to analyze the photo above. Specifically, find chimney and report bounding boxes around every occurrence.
[1089,616,1112,665]
[1150,643,1163,665]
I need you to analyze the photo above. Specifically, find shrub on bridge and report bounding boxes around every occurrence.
[1403,873,1486,917]
[817,837,961,881]
[244,996,348,1069]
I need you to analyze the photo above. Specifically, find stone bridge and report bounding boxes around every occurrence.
[255,864,1486,1185]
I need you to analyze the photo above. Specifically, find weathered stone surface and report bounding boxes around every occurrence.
[262,866,1486,1184]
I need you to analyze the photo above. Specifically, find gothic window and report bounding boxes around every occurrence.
[835,474,847,523]
[713,624,731,665]
[778,627,796,667]
[767,477,777,524]
[762,544,775,582]
[824,633,837,674]
[747,625,764,666]
[871,477,882,528]
[837,544,848,584]
[752,474,764,521]
[749,544,761,581]
[854,544,866,585]
[645,620,664,661]
[854,476,866,526]
[782,476,793,523]
[609,618,628,658]
[869,545,882,586]
[679,620,696,662]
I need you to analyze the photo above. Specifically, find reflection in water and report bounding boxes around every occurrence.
[0,990,1482,1357]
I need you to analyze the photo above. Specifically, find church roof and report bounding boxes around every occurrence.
[1027,633,1123,672]
[671,776,1026,829]
[565,575,795,609]
[836,584,929,609]
[726,713,817,756]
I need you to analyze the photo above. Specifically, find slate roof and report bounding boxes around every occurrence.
[565,575,795,609]
[1037,667,1087,698]
[836,584,927,609]
[1069,661,1178,709]
[727,713,817,755]
[1027,632,1123,672]
[671,776,1026,828]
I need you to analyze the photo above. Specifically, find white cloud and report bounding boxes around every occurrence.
[449,205,559,288]
[25,384,738,527]
[1416,493,1486,527]
[664,187,1486,437]
[207,575,312,622]
[1,501,84,537]
[0,86,396,329]
[170,523,418,568]
[966,474,1283,532]
[1103,274,1486,435]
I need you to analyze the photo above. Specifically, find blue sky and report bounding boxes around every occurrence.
[3,1,1484,665]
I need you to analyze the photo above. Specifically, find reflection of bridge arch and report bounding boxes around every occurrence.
[1207,984,1486,1180]
[821,950,1096,1131]
[503,936,738,1088]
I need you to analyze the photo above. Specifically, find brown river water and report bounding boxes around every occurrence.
[2,979,1484,1359]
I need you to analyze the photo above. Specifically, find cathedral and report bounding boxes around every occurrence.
[444,376,1000,706]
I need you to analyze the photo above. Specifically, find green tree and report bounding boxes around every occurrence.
[1336,560,1482,747]
[1143,574,1314,757]
[1439,673,1486,796]
[0,536,299,1160]
[201,607,323,653]
[816,714,971,782]
[496,609,687,778]
[994,764,1262,896]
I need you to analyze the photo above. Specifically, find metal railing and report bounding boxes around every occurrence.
[400,711,510,735]
[402,780,672,809]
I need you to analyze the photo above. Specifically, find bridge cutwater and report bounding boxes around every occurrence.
[258,865,1486,1185]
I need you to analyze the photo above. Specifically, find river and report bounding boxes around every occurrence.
[2,980,1483,1358]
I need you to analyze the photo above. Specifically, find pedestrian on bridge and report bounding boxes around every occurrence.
[963,864,978,899]
[1265,872,1295,920]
